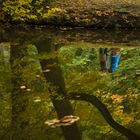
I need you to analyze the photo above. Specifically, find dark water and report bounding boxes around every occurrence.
[0,25,140,140]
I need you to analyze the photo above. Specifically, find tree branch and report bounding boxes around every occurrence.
[67,92,140,140]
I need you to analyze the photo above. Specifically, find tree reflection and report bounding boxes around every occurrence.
[68,92,140,140]
[99,48,108,72]
[35,39,81,140]
[10,43,29,140]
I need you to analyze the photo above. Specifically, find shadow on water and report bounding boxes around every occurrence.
[0,25,140,140]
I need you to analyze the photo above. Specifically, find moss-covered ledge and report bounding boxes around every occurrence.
[43,5,140,28]
[0,3,140,28]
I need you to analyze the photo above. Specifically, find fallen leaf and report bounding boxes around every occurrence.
[20,86,26,89]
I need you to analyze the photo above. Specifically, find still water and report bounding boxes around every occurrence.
[0,25,140,140]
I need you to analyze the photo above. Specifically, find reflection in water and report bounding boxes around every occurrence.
[10,43,29,140]
[0,26,140,140]
[35,39,81,140]
[99,48,121,73]
[44,115,80,128]
[109,48,121,73]
[99,48,108,72]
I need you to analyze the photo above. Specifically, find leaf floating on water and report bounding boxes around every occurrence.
[34,97,41,103]
[36,75,41,78]
[20,85,26,89]
[26,88,31,92]
[60,115,80,123]
[44,119,60,125]
[42,69,51,73]
[136,70,140,75]
[44,115,80,128]
[58,122,73,126]
[34,99,41,102]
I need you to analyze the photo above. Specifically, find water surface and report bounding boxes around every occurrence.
[0,25,140,140]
